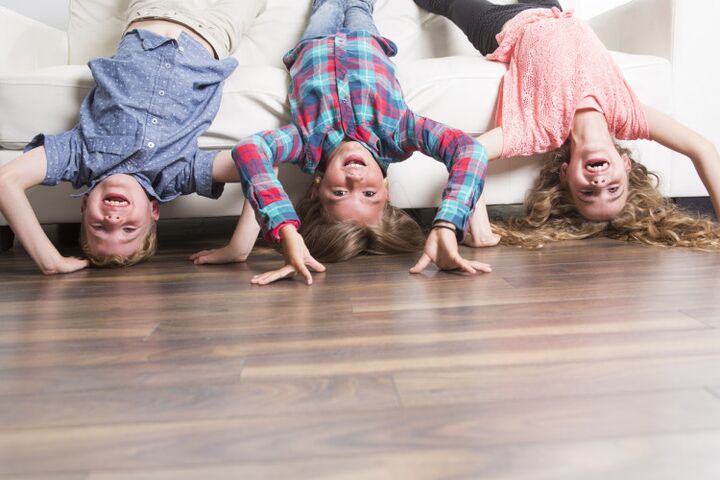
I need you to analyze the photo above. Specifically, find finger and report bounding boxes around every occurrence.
[189,250,211,261]
[409,254,431,274]
[74,259,90,271]
[457,259,478,275]
[252,269,289,285]
[251,266,295,285]
[306,256,326,273]
[192,254,210,265]
[296,263,313,285]
[468,261,493,273]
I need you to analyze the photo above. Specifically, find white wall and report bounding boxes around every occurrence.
[672,2,720,150]
[0,0,69,30]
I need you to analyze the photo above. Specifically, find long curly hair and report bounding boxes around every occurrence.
[295,189,425,263]
[493,142,720,250]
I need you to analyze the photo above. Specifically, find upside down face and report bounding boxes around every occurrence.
[81,174,159,257]
[314,141,389,226]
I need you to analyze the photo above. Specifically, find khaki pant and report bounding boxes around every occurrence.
[125,0,265,58]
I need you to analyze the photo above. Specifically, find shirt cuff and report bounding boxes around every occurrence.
[434,199,471,241]
[194,149,225,199]
[267,220,301,243]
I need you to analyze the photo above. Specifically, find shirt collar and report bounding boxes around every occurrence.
[129,28,176,51]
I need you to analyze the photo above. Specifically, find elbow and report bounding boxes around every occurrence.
[690,136,718,161]
[0,164,12,190]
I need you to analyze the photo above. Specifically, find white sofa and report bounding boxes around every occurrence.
[0,0,697,246]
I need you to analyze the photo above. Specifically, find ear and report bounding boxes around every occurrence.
[150,199,160,221]
[80,195,88,213]
[559,162,568,184]
[310,176,322,200]
[622,153,631,172]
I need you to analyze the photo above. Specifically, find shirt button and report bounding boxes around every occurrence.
[164,63,172,69]
[147,142,155,148]
[151,118,158,125]
[158,90,165,96]
[179,46,185,52]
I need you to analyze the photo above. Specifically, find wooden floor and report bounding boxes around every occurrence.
[1,218,720,479]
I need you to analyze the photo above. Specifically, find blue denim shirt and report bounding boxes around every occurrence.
[28,29,237,202]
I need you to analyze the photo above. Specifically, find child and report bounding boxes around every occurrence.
[414,0,720,249]
[197,0,493,284]
[0,0,265,274]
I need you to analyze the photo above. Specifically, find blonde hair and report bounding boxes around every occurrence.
[296,192,425,263]
[494,142,720,250]
[79,219,158,267]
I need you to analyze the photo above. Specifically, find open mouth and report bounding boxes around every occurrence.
[103,193,130,207]
[343,155,367,168]
[585,159,609,173]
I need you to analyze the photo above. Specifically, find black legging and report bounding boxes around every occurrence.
[414,0,562,55]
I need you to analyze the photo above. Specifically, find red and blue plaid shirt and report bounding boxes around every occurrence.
[232,31,488,241]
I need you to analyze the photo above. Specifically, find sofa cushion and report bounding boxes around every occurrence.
[0,0,677,211]
[67,0,128,64]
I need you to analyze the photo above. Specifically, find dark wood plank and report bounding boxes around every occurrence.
[1,390,719,475]
[394,354,720,407]
[0,375,399,429]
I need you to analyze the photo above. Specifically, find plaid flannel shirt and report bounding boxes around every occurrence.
[232,31,488,242]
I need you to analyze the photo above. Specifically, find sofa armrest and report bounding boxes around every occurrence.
[585,0,675,60]
[0,6,68,75]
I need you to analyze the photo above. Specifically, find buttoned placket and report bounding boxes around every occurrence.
[143,43,178,152]
[334,35,358,140]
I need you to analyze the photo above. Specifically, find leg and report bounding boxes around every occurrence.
[519,0,562,8]
[344,0,379,36]
[200,0,267,57]
[125,0,266,58]
[302,0,347,41]
[0,226,14,252]
[413,0,558,55]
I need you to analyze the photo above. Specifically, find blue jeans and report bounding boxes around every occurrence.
[301,0,378,41]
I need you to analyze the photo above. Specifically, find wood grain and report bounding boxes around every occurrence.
[1,222,719,479]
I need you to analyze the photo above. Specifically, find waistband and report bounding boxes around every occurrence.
[124,0,265,59]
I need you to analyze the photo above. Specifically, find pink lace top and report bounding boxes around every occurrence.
[487,8,650,158]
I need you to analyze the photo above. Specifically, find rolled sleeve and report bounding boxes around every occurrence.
[193,149,224,199]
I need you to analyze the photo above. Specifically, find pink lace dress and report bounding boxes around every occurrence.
[487,8,650,158]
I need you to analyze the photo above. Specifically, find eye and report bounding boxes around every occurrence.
[580,190,593,197]
[92,225,105,231]
[363,191,376,198]
[608,186,619,194]
[123,227,137,233]
[332,190,347,197]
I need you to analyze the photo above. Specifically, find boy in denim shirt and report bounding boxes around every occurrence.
[0,0,264,274]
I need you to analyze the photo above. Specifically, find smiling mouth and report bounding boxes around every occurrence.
[585,159,609,173]
[343,155,367,168]
[103,193,130,207]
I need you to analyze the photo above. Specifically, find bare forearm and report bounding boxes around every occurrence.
[228,199,261,256]
[0,184,62,273]
[691,142,720,218]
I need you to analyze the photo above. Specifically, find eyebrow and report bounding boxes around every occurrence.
[577,186,624,205]
[88,227,142,244]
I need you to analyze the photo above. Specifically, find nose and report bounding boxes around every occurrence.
[104,214,122,225]
[591,177,607,186]
[346,170,365,181]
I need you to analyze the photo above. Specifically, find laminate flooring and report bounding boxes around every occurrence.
[1,218,719,479]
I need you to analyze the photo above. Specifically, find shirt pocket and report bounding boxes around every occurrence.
[85,135,137,156]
